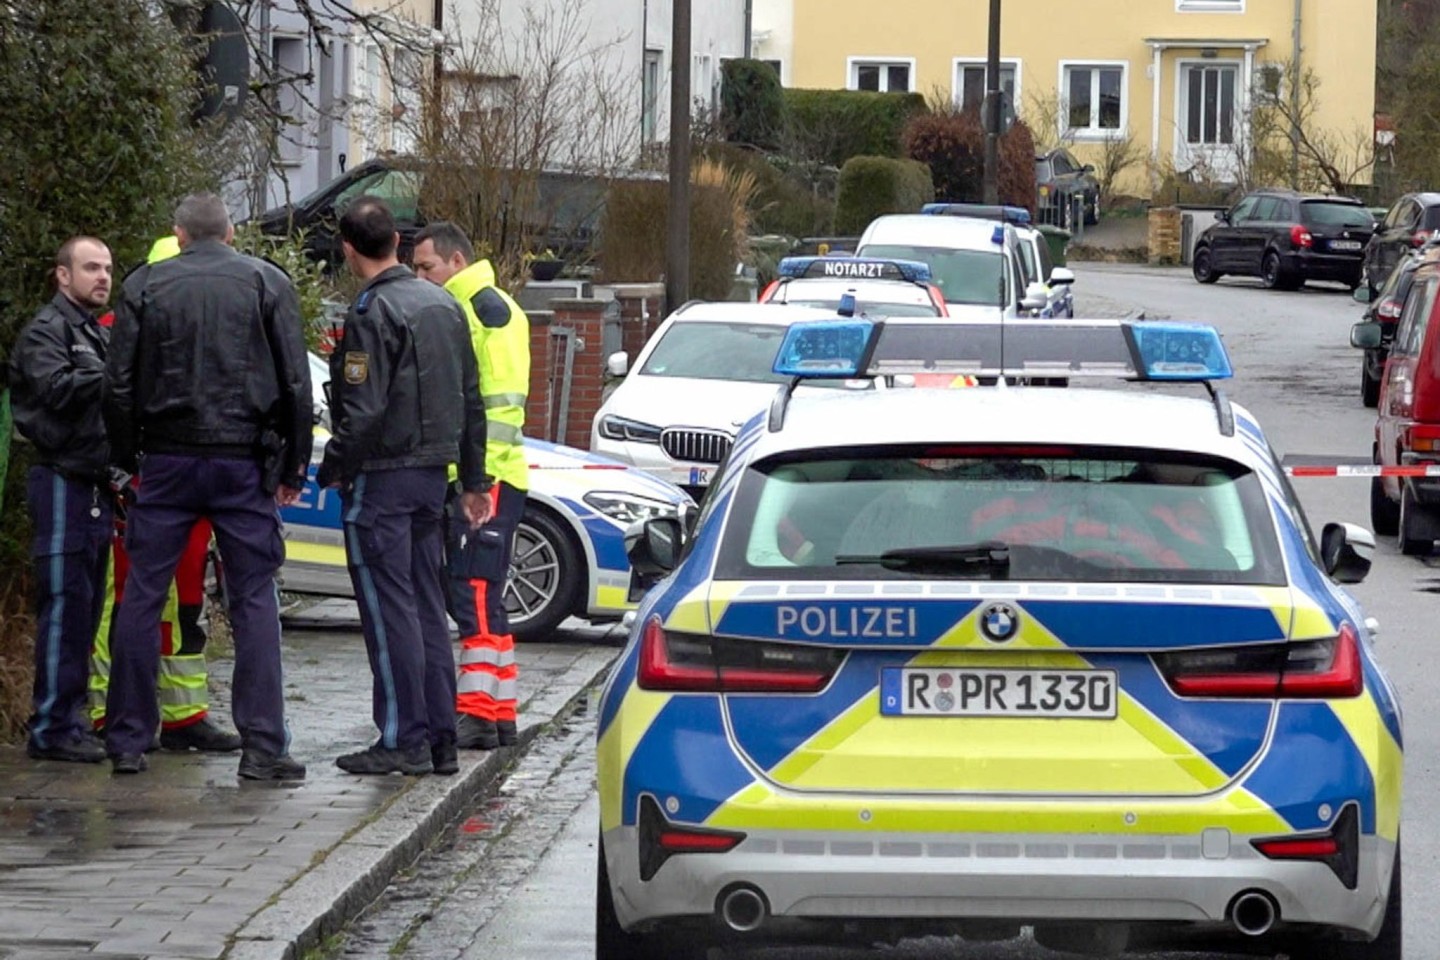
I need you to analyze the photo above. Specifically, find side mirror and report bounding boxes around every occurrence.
[1352,286,1375,304]
[606,350,629,378]
[1350,321,1383,349]
[625,516,684,584]
[1021,281,1049,312]
[1321,522,1374,584]
[1049,267,1076,286]
[1216,210,1231,224]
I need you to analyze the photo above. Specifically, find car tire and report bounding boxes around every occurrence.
[1308,836,1401,960]
[1193,247,1221,284]
[596,838,699,960]
[1084,192,1099,226]
[1399,483,1434,556]
[1362,358,1381,408]
[505,506,584,642]
[1371,476,1400,537]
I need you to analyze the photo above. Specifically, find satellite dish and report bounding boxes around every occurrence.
[173,1,249,123]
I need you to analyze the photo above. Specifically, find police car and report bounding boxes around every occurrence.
[759,256,947,317]
[277,354,693,641]
[596,318,1401,959]
[922,203,1077,318]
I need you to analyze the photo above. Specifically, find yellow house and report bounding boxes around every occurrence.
[754,0,1377,197]
[346,0,433,164]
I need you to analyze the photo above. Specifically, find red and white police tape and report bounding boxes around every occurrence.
[1285,464,1440,478]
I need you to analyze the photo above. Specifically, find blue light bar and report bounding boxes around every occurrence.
[777,256,932,284]
[923,202,1032,225]
[991,225,1005,245]
[773,319,876,378]
[1128,322,1233,381]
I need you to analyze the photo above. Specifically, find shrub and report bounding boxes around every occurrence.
[698,142,834,238]
[902,108,1038,212]
[998,119,1039,212]
[784,89,928,168]
[600,158,756,301]
[720,59,785,151]
[232,225,342,355]
[833,156,935,235]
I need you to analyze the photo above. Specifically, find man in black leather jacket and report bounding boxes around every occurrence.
[7,236,115,764]
[101,193,312,779]
[317,196,489,777]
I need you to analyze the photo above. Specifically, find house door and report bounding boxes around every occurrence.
[1178,62,1241,182]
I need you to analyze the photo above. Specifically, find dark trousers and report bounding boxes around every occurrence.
[104,455,288,758]
[341,467,454,752]
[26,467,111,749]
[446,481,525,636]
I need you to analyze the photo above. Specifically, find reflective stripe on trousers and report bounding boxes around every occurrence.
[456,576,518,722]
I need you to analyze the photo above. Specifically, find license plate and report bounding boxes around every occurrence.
[1330,240,1362,251]
[688,467,710,485]
[880,668,1117,718]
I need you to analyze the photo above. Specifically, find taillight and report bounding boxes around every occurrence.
[637,795,744,880]
[1252,804,1360,889]
[1156,623,1362,699]
[1378,298,1404,321]
[758,280,779,302]
[638,616,843,693]
[927,283,949,316]
[1412,230,1433,248]
[1407,423,1440,453]
[1290,225,1313,249]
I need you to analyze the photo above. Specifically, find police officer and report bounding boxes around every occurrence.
[317,198,490,777]
[412,222,529,750]
[102,194,313,778]
[8,236,115,763]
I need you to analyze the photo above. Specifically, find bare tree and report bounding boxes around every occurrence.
[1240,60,1375,194]
[1022,88,1074,154]
[1094,126,1144,206]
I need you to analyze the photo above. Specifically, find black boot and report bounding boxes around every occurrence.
[336,743,433,776]
[496,719,518,746]
[238,749,306,781]
[431,741,459,776]
[455,714,500,750]
[160,717,242,752]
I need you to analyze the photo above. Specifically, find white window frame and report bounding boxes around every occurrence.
[1174,58,1244,150]
[641,48,664,143]
[952,57,1022,115]
[1177,0,1245,11]
[846,56,916,93]
[271,34,309,167]
[1058,59,1129,140]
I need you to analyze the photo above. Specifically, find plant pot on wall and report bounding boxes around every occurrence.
[529,259,565,282]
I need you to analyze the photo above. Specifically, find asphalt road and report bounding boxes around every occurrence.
[324,265,1431,960]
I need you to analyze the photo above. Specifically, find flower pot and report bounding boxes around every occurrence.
[529,259,565,282]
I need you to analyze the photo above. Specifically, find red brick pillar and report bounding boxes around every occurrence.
[549,298,609,449]
[612,283,667,361]
[524,310,554,442]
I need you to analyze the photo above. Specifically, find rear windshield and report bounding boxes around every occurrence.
[717,446,1286,585]
[858,244,1004,306]
[1300,201,1374,229]
[782,297,942,318]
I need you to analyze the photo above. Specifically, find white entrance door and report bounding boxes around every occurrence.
[1177,62,1241,182]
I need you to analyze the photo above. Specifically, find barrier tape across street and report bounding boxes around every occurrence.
[1285,464,1440,478]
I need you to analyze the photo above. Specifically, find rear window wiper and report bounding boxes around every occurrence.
[835,541,1011,577]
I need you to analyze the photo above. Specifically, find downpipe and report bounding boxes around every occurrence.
[1229,890,1279,937]
[717,884,769,933]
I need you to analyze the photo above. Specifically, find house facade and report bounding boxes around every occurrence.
[755,0,1377,197]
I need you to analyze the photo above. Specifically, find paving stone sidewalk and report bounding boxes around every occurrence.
[0,603,622,960]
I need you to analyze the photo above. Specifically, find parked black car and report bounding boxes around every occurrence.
[246,156,608,272]
[1362,191,1440,290]
[1353,253,1422,407]
[1191,189,1375,290]
[1034,148,1099,230]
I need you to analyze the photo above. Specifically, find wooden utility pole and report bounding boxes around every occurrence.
[665,0,692,312]
[982,0,1002,204]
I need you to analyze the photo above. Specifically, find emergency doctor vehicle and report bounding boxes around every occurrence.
[595,318,1403,959]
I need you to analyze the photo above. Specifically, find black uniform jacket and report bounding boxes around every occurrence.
[8,293,111,480]
[317,265,487,489]
[102,239,313,486]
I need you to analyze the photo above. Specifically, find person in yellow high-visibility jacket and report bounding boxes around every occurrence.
[88,236,241,752]
[412,222,529,753]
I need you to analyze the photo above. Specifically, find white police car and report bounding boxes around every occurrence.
[922,203,1076,318]
[760,256,946,317]
[278,354,693,641]
[596,318,1401,959]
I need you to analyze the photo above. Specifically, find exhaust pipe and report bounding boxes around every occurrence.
[717,884,768,933]
[1229,890,1279,937]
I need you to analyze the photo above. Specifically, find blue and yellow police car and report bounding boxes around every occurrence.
[595,318,1401,959]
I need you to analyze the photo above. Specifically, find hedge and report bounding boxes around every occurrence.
[720,59,785,151]
[902,109,1039,212]
[784,88,928,168]
[833,156,935,235]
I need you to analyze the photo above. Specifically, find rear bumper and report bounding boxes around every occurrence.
[1281,251,1363,283]
[604,824,1393,938]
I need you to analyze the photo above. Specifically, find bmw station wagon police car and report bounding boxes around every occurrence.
[760,255,948,317]
[596,319,1402,959]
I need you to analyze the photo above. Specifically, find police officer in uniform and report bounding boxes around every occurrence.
[412,222,529,750]
[8,236,115,763]
[317,197,490,777]
[102,194,312,778]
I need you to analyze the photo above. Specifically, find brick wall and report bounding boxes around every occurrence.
[548,299,609,449]
[525,309,554,444]
[612,283,666,360]
[1148,206,1183,265]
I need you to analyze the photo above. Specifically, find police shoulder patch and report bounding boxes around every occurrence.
[471,287,511,329]
[343,351,369,385]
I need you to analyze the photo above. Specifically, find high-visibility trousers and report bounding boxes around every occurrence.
[448,484,524,722]
[89,520,212,731]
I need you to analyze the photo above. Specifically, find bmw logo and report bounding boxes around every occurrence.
[979,602,1020,643]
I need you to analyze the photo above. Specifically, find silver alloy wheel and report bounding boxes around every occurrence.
[505,520,560,628]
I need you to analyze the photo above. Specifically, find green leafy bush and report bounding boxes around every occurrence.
[833,157,935,235]
[233,225,343,355]
[720,59,785,151]
[784,89,928,168]
[698,143,834,239]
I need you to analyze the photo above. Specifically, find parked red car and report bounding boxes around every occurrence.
[1353,245,1440,553]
